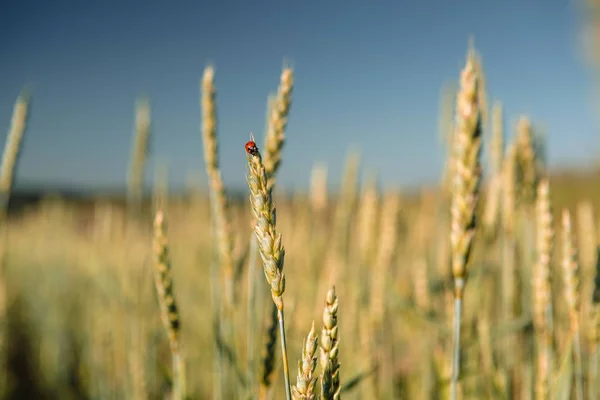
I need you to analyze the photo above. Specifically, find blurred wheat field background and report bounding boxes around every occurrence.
[4,3,600,400]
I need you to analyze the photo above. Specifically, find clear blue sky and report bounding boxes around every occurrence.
[0,0,596,192]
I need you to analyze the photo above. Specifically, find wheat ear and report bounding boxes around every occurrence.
[263,67,294,189]
[0,91,29,221]
[201,65,236,307]
[533,179,554,400]
[561,210,584,400]
[589,245,600,399]
[0,90,29,399]
[152,210,186,400]
[292,322,319,400]
[320,286,340,400]
[127,97,151,215]
[245,136,292,400]
[449,46,483,400]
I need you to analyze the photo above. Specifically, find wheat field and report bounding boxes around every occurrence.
[3,15,600,400]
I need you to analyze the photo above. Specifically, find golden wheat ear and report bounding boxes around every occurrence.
[292,321,318,400]
[246,141,292,399]
[152,209,186,400]
[449,46,483,400]
[320,286,340,400]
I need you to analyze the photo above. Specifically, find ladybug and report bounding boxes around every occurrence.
[245,140,259,156]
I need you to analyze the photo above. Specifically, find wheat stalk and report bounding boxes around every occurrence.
[515,117,539,206]
[246,137,292,400]
[200,65,237,399]
[201,65,236,308]
[0,90,30,399]
[482,102,504,237]
[533,179,554,400]
[449,45,483,400]
[589,245,600,399]
[152,210,186,400]
[251,94,277,399]
[561,209,584,400]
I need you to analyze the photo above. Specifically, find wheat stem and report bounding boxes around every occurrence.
[449,44,483,399]
[152,210,186,400]
[246,137,292,400]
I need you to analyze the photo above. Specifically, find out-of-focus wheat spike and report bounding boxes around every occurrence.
[438,82,458,194]
[561,209,584,400]
[127,97,151,212]
[490,102,504,173]
[533,179,554,400]
[482,102,504,236]
[449,48,483,400]
[330,148,361,280]
[576,201,596,271]
[371,192,400,326]
[515,117,539,205]
[201,66,236,307]
[152,210,186,400]
[590,246,600,399]
[562,210,581,330]
[533,180,554,332]
[482,176,502,238]
[292,322,318,400]
[502,143,517,235]
[152,160,169,212]
[412,191,433,313]
[335,150,361,245]
[0,91,27,396]
[0,91,29,220]
[413,257,430,313]
[320,286,340,400]
[310,162,328,213]
[356,172,380,267]
[263,67,294,190]
[473,51,489,133]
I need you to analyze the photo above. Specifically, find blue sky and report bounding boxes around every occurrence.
[0,0,596,192]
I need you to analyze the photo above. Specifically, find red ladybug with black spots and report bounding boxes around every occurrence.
[245,140,259,156]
